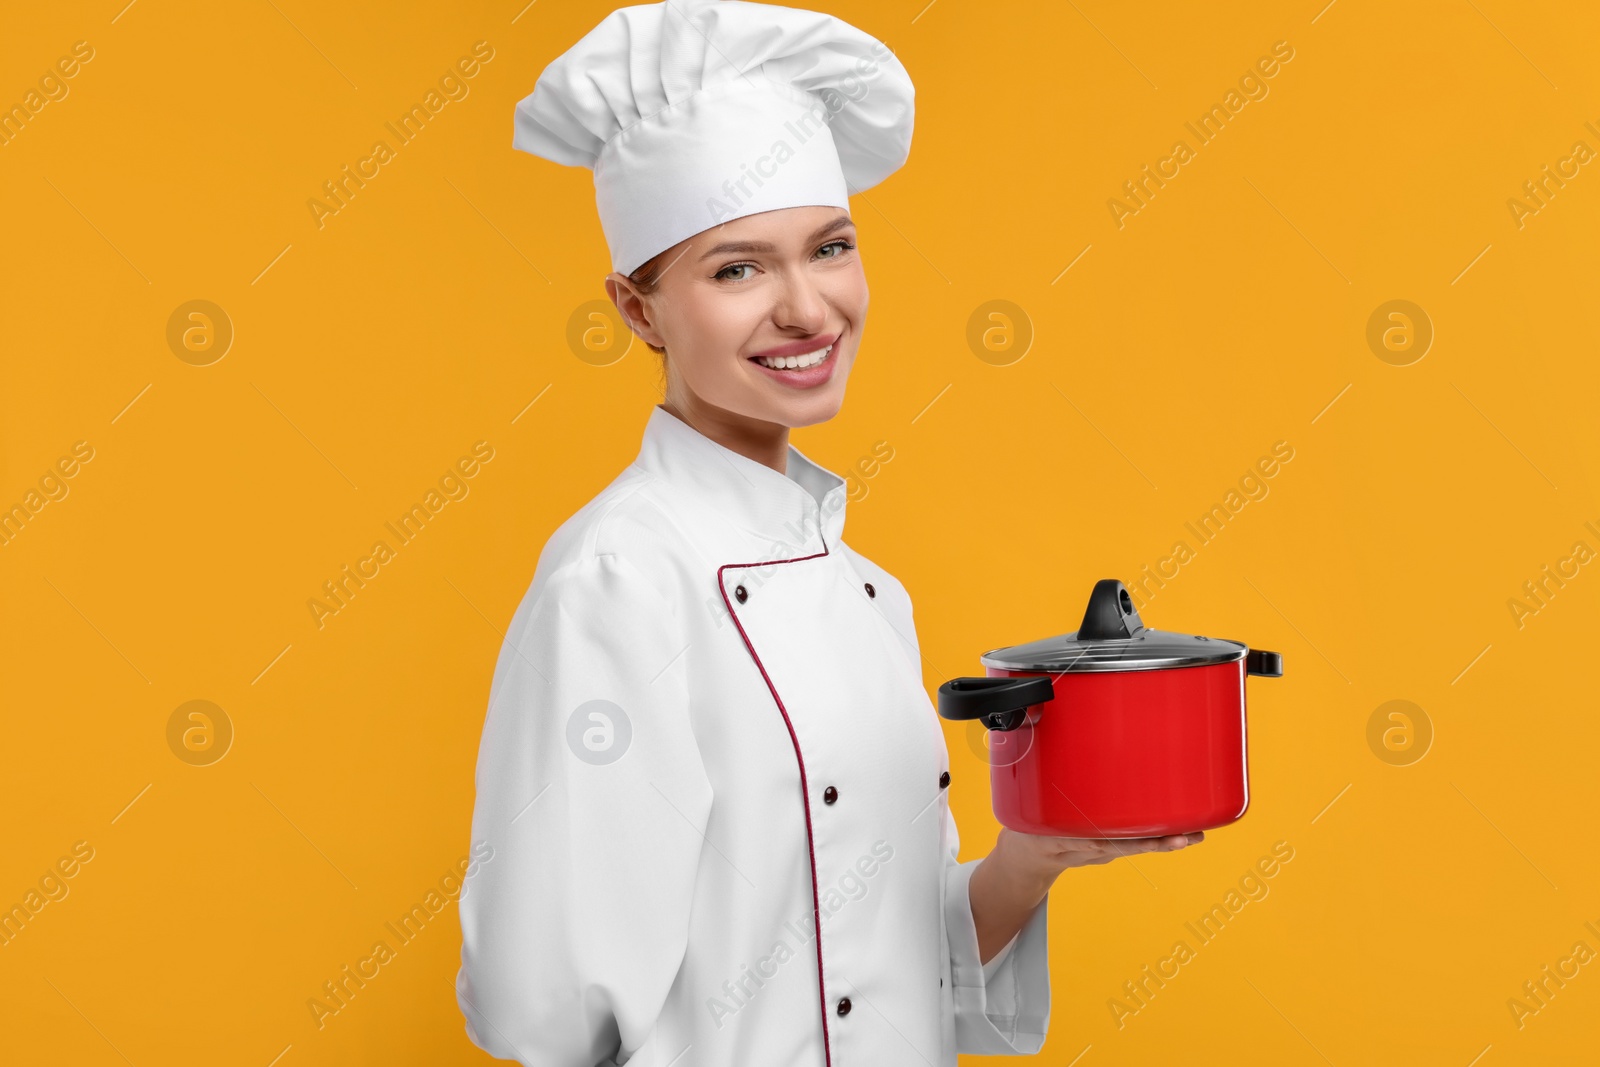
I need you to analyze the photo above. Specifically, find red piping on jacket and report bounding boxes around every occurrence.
[716,542,835,1067]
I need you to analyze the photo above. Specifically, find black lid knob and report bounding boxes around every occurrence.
[1076,578,1145,641]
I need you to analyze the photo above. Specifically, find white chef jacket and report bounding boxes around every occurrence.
[456,403,1051,1066]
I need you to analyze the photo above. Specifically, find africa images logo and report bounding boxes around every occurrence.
[306,843,493,1030]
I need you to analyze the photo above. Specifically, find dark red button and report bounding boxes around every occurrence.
[864,582,875,598]
[734,584,747,603]
[823,786,838,804]
[837,997,852,1015]
[939,771,950,789]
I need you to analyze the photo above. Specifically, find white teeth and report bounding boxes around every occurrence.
[755,345,831,370]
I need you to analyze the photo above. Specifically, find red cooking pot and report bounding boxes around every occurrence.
[937,578,1283,838]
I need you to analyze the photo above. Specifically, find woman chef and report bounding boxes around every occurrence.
[456,1,1203,1063]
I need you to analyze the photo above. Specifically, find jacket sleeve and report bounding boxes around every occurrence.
[942,803,1052,1054]
[455,552,713,1066]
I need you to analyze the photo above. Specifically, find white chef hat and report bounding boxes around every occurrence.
[512,0,915,277]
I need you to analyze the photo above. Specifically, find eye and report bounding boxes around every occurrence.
[712,238,855,283]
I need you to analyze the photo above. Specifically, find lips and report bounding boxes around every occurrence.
[750,341,832,371]
[745,333,842,389]
[746,332,841,362]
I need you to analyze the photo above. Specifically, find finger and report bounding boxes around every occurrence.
[1166,833,1203,849]
[1071,833,1203,860]
[1058,831,1203,848]
[1147,834,1192,852]
[1084,837,1169,857]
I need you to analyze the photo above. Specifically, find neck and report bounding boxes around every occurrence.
[660,398,790,476]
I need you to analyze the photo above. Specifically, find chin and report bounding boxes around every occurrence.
[776,389,846,429]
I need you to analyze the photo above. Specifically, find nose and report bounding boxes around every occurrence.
[773,270,829,334]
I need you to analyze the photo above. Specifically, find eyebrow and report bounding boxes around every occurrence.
[697,215,855,261]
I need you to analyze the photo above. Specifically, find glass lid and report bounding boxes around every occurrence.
[978,578,1250,673]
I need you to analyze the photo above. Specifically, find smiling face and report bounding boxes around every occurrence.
[605,205,868,433]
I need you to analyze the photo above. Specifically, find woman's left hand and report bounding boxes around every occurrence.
[1003,825,1205,881]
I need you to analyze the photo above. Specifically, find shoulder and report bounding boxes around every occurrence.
[521,465,684,614]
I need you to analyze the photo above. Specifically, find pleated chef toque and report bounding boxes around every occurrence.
[512,0,915,277]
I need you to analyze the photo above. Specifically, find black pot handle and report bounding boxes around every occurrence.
[937,675,1056,733]
[1246,649,1283,677]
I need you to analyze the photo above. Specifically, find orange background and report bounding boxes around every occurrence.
[3,1,1597,1064]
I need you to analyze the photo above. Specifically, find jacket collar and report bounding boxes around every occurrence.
[632,403,848,562]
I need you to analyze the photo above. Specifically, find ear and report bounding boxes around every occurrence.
[605,273,666,349]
